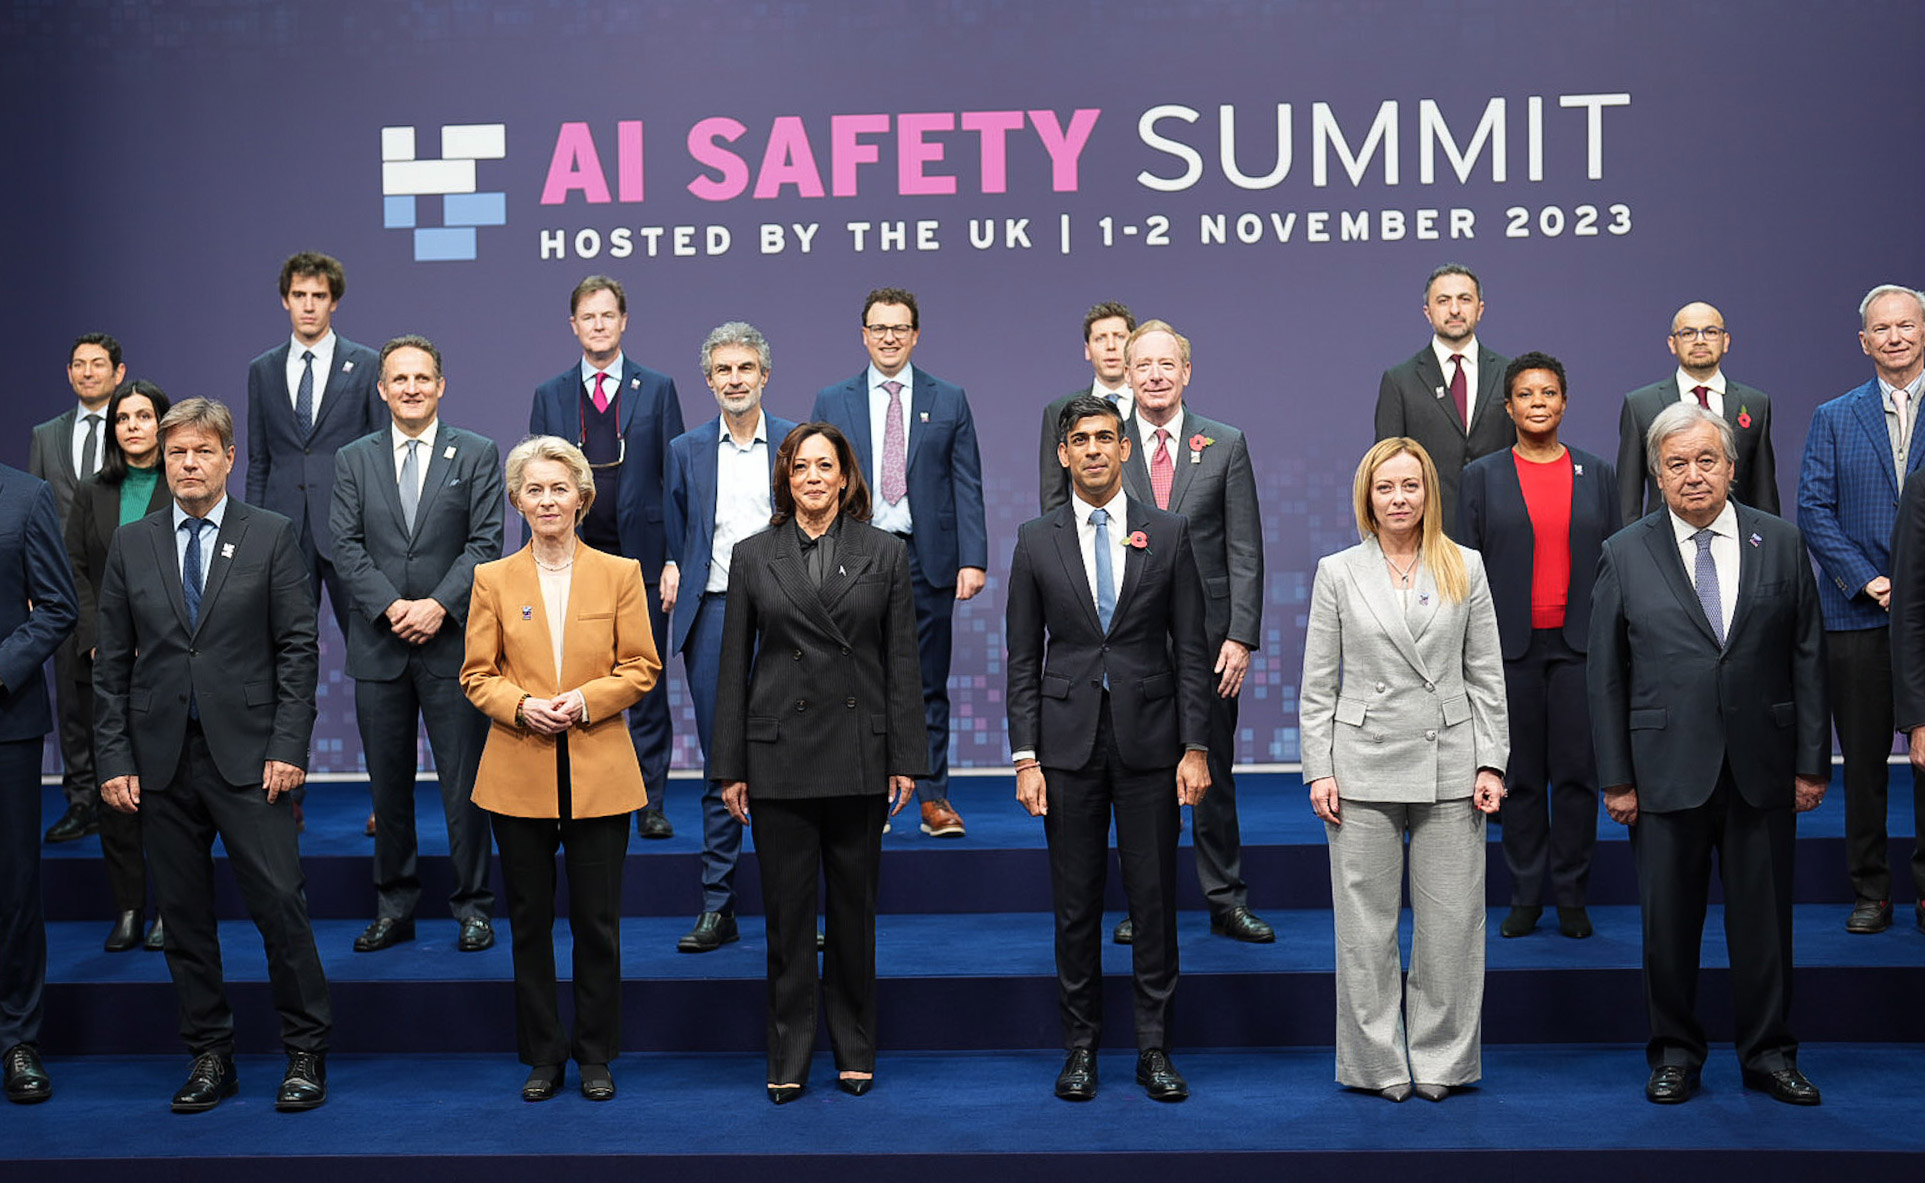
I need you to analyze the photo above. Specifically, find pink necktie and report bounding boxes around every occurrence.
[1151,428,1174,510]
[592,371,610,413]
[881,380,907,505]
[1692,384,1711,409]
[1448,354,1468,427]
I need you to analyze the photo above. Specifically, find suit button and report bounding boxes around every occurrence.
[1375,681,1387,693]
[792,650,802,661]
[1423,681,1434,692]
[795,699,807,711]
[1101,644,1110,652]
[1425,730,1437,741]
[845,697,856,708]
[840,647,850,655]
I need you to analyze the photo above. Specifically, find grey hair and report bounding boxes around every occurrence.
[1859,284,1925,327]
[699,321,772,377]
[504,435,596,524]
[1645,401,1735,478]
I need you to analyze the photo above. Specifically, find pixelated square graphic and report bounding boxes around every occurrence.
[381,123,506,261]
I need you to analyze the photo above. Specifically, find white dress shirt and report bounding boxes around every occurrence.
[1093,381,1133,420]
[391,419,440,501]
[1431,335,1481,425]
[1670,499,1739,640]
[70,399,107,478]
[866,362,915,536]
[1673,367,1726,417]
[706,411,772,593]
[1133,406,1186,483]
[286,330,338,416]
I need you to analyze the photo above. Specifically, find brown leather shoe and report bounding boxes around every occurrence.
[919,800,965,837]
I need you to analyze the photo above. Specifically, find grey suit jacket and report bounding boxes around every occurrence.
[28,408,84,522]
[1299,537,1508,802]
[1121,408,1261,650]
[329,424,505,681]
[1373,344,1513,540]
[1617,376,1778,526]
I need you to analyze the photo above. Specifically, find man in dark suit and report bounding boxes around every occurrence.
[96,397,331,1113]
[1110,320,1271,945]
[244,252,382,643]
[29,333,124,844]
[1590,401,1828,1107]
[0,465,79,1104]
[1039,301,1135,514]
[1806,284,1925,935]
[1007,393,1212,1103]
[1617,301,1779,526]
[530,274,685,839]
[331,336,503,955]
[812,286,987,839]
[662,322,796,953]
[1373,263,1512,540]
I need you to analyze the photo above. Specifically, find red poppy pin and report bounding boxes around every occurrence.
[1189,433,1214,451]
[1737,406,1752,429]
[1127,531,1150,550]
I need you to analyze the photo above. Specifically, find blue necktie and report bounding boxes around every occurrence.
[296,350,315,438]
[1692,527,1724,646]
[182,517,206,629]
[1090,507,1115,633]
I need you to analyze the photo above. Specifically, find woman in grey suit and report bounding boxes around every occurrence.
[1299,437,1508,1103]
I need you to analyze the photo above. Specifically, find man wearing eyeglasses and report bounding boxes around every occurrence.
[811,287,986,839]
[1617,302,1779,527]
[530,275,686,839]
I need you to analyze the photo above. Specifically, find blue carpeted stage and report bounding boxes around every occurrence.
[8,772,1924,1180]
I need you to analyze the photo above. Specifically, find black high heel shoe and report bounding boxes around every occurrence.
[768,1083,805,1105]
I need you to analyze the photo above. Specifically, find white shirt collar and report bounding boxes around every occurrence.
[580,353,627,388]
[172,494,228,531]
[1431,335,1479,370]
[391,419,440,453]
[867,362,915,393]
[717,410,769,448]
[1675,367,1726,396]
[1668,497,1738,546]
[291,329,336,356]
[1072,485,1128,529]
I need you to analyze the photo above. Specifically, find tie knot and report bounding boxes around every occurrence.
[1693,527,1716,549]
[883,380,903,398]
[302,350,314,363]
[83,412,100,424]
[1155,427,1169,442]
[1089,507,1109,528]
[1449,353,1464,365]
[182,516,207,540]
[406,438,420,453]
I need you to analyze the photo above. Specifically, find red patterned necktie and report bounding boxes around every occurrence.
[881,380,908,504]
[1448,354,1468,427]
[1151,428,1174,509]
[592,371,610,413]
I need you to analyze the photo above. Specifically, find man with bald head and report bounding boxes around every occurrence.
[1618,302,1779,527]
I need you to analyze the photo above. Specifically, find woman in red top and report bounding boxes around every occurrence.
[1459,352,1619,938]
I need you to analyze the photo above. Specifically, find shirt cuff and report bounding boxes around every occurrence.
[1011,749,1037,764]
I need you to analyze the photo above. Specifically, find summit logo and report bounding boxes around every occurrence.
[380,124,507,261]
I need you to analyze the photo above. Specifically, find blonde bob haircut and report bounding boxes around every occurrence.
[504,435,597,525]
[1350,437,1468,603]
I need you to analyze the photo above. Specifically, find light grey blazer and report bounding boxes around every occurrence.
[1299,536,1508,801]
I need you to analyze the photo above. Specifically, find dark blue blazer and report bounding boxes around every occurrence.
[0,465,78,741]
[245,334,382,559]
[663,412,797,656]
[811,369,988,583]
[1458,446,1617,661]
[1797,377,1925,631]
[530,357,685,581]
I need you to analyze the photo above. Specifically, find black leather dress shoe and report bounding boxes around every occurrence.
[767,1084,805,1105]
[105,910,142,952]
[1054,1049,1097,1101]
[457,917,495,952]
[44,802,98,844]
[4,1044,51,1104]
[637,809,674,839]
[1557,906,1594,939]
[1212,906,1276,943]
[579,1063,615,1101]
[1113,917,1134,945]
[1742,1066,1821,1106]
[352,917,415,952]
[1136,1049,1188,1102]
[1500,906,1542,938]
[1846,899,1892,934]
[522,1064,563,1102]
[276,1051,327,1111]
[678,912,740,953]
[171,1052,238,1113]
[1645,1064,1699,1104]
[837,1075,874,1096]
[144,915,166,951]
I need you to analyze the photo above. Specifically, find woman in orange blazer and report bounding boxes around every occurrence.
[462,436,660,1103]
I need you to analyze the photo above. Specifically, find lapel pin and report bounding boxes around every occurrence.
[220,542,235,559]
[1748,532,1762,548]
[919,411,929,422]
[444,445,456,460]
[521,605,533,620]
[342,361,354,372]
[1434,386,1445,399]
[838,565,846,576]
[1573,463,1585,476]
[1418,591,1431,605]
[630,376,640,389]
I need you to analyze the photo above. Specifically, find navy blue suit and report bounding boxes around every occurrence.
[0,467,78,1055]
[1459,445,1615,909]
[812,369,987,805]
[664,411,795,914]
[531,358,685,811]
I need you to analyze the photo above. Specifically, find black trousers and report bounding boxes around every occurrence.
[356,663,494,922]
[51,636,93,808]
[97,789,147,914]
[490,738,628,1067]
[143,722,331,1055]
[751,792,887,1085]
[1500,629,1599,907]
[1192,688,1247,917]
[1632,768,1797,1074]
[903,541,955,805]
[1828,627,1925,902]
[0,739,46,1050]
[1044,697,1180,1052]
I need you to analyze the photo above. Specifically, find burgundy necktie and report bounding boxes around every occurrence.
[1151,428,1174,509]
[1448,354,1468,427]
[881,380,907,504]
[1692,384,1711,409]
[592,371,610,413]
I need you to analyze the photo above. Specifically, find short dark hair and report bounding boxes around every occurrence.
[70,332,123,369]
[1056,393,1124,447]
[279,252,346,300]
[861,287,919,330]
[379,334,443,382]
[771,422,872,526]
[1503,351,1567,399]
[571,274,626,315]
[1424,262,1482,301]
[98,379,171,486]
[1082,301,1135,340]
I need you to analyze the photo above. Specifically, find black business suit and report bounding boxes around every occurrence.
[66,469,171,915]
[1374,343,1514,540]
[1879,468,1925,902]
[93,497,330,1056]
[1617,377,1779,526]
[1459,446,1615,909]
[1005,496,1212,1051]
[1589,503,1827,1075]
[28,408,98,810]
[331,424,503,924]
[710,517,926,1085]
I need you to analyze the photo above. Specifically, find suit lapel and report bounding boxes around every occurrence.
[617,361,644,441]
[1468,346,1507,435]
[369,435,409,536]
[56,411,80,485]
[503,549,559,689]
[1109,499,1152,631]
[692,420,723,563]
[841,378,873,463]
[148,512,192,634]
[1120,427,1153,503]
[1411,349,1463,434]
[1639,516,1721,648]
[1350,540,1431,678]
[905,372,937,474]
[310,344,360,435]
[1048,508,1103,635]
[818,523,876,611]
[1849,389,1900,498]
[408,430,460,539]
[767,523,850,646]
[1163,416,1201,510]
[193,502,251,637]
[1725,508,1767,647]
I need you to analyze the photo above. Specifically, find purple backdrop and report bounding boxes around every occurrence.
[4,1,1921,773]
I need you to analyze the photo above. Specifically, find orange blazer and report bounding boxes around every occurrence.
[462,543,660,819]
